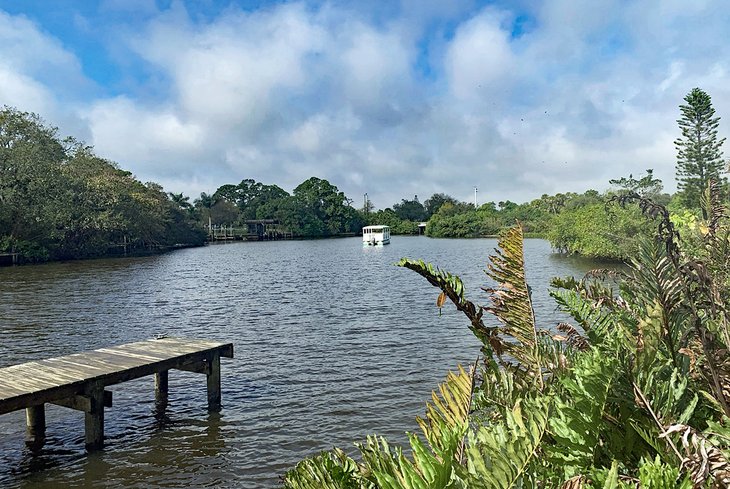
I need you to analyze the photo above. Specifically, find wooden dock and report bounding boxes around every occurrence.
[0,337,234,450]
[0,252,19,266]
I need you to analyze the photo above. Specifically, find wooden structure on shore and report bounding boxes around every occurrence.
[0,337,234,450]
[0,252,19,266]
[208,219,293,242]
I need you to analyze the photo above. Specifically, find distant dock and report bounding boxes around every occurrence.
[0,337,234,450]
[208,219,293,241]
[0,253,19,266]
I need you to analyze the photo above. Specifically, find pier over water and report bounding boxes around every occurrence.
[0,337,234,451]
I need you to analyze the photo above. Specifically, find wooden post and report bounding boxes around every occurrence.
[155,370,169,406]
[25,404,46,441]
[207,352,221,411]
[84,382,105,450]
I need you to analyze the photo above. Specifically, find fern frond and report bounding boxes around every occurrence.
[555,322,590,352]
[661,424,730,487]
[550,288,622,345]
[460,397,550,488]
[703,417,730,451]
[396,257,498,361]
[283,366,474,489]
[283,448,370,489]
[636,456,691,488]
[635,362,698,427]
[358,365,474,488]
[472,364,536,423]
[548,349,620,478]
[705,179,727,240]
[417,365,474,457]
[398,224,545,381]
[622,239,691,371]
[481,224,542,386]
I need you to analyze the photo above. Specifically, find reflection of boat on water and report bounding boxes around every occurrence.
[362,225,391,246]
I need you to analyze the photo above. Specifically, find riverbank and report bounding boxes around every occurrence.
[0,242,206,267]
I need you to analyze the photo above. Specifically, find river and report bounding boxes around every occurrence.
[0,237,605,488]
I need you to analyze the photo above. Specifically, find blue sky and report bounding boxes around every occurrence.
[1,0,729,208]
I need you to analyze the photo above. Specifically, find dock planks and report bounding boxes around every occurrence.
[0,337,233,450]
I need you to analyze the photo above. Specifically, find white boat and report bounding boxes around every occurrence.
[362,225,391,246]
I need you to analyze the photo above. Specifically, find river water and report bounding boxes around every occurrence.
[0,237,604,488]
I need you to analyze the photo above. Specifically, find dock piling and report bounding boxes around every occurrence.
[155,370,169,406]
[84,382,105,450]
[25,404,45,441]
[207,352,221,411]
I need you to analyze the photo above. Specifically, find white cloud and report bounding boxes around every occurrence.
[336,22,412,108]
[445,8,514,102]
[0,11,81,80]
[0,66,55,116]
[2,1,730,207]
[658,61,684,93]
[84,97,205,174]
[134,3,325,129]
[0,10,93,138]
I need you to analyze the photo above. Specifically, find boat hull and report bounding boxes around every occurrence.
[363,238,390,246]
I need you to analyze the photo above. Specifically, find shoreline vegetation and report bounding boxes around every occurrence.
[282,88,729,487]
[284,193,730,486]
[2,87,728,265]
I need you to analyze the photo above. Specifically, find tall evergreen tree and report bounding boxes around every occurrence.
[674,87,727,218]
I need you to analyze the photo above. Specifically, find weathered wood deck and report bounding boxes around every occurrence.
[0,337,234,450]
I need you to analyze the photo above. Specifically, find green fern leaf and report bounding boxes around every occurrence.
[460,397,550,488]
[548,349,619,479]
[283,448,370,489]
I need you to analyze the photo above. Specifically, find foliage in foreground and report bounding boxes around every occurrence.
[283,182,730,488]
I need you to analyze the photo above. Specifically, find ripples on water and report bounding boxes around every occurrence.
[0,237,604,488]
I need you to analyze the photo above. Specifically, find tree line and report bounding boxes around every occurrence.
[1,87,727,262]
[409,87,729,260]
[0,107,206,262]
[201,88,728,262]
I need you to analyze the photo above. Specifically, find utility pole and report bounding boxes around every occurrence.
[474,187,478,208]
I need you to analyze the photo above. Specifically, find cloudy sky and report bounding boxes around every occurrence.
[1,0,729,209]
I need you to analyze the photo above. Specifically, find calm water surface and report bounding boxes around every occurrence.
[0,237,604,488]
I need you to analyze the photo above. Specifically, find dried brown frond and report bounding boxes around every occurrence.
[556,323,590,351]
[661,424,730,487]
[608,192,681,262]
[706,180,728,239]
[561,475,589,488]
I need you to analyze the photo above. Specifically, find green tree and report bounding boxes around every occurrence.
[0,107,66,258]
[393,195,427,221]
[675,87,727,217]
[209,199,239,225]
[423,193,458,218]
[0,106,205,260]
[168,192,192,210]
[291,177,359,236]
[609,169,663,197]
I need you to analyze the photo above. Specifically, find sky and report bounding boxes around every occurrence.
[1,0,729,209]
